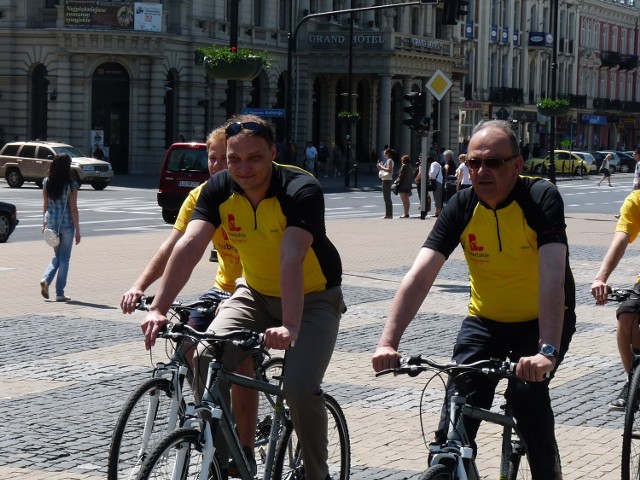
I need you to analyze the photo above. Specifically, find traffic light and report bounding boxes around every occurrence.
[403,91,429,131]
[443,0,469,25]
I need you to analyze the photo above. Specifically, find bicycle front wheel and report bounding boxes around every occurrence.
[272,393,350,480]
[135,427,222,480]
[622,365,640,480]
[418,463,455,480]
[255,357,285,446]
[108,376,184,480]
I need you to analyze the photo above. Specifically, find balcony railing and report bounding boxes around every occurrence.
[600,50,621,68]
[620,54,639,70]
[593,98,622,110]
[562,94,586,109]
[489,87,523,105]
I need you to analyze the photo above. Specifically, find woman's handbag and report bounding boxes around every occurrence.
[391,182,399,195]
[427,178,437,191]
[43,228,60,247]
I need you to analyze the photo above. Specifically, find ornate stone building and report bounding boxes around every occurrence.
[0,0,464,174]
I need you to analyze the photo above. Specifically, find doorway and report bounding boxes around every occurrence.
[92,63,130,173]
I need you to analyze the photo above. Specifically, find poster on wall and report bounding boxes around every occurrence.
[90,130,108,161]
[65,1,162,31]
[134,3,162,32]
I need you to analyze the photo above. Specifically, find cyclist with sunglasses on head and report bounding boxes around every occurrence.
[141,114,345,480]
[372,120,576,480]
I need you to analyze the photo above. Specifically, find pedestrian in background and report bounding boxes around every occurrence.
[395,154,414,218]
[332,143,343,177]
[40,153,81,302]
[598,153,613,187]
[317,140,330,177]
[456,153,472,191]
[377,147,395,219]
[304,141,317,174]
[633,149,640,190]
[428,155,444,217]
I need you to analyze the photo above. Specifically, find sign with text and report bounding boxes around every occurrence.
[241,108,286,118]
[65,1,162,31]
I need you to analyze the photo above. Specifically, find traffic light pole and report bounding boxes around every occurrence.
[420,132,429,219]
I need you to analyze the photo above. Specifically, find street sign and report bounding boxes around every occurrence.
[241,108,286,118]
[426,69,452,101]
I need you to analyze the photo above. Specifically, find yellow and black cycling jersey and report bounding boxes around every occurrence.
[192,162,342,297]
[425,176,575,322]
[615,189,640,283]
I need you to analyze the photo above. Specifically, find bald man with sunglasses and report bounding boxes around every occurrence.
[372,120,576,480]
[142,114,345,480]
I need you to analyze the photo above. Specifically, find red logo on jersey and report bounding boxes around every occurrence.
[219,226,230,241]
[468,234,484,252]
[228,214,242,232]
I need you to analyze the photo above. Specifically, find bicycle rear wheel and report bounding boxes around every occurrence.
[418,463,455,480]
[272,392,350,480]
[108,376,184,480]
[622,364,640,480]
[135,427,222,480]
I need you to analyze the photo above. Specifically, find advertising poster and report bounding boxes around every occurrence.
[134,3,162,32]
[65,1,161,31]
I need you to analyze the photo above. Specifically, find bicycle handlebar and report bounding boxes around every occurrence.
[159,323,265,352]
[136,295,219,323]
[376,355,517,381]
[607,288,640,303]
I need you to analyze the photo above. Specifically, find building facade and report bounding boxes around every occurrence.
[0,0,466,175]
[456,0,640,155]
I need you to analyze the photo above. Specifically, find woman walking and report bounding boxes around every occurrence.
[598,153,613,187]
[396,154,415,218]
[428,155,444,217]
[377,147,395,219]
[40,153,81,301]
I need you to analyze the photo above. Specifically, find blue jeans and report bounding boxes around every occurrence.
[42,225,75,297]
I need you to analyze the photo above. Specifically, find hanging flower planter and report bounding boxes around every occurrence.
[337,111,361,124]
[536,98,570,117]
[200,45,271,81]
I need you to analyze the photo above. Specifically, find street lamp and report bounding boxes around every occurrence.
[548,0,559,184]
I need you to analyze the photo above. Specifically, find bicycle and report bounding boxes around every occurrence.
[107,296,283,480]
[377,355,561,480]
[608,288,640,480]
[134,325,350,480]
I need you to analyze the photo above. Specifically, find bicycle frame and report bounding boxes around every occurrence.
[429,390,525,480]
[179,356,287,480]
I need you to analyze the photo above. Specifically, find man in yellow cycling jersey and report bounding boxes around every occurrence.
[372,120,575,480]
[591,186,640,410]
[141,114,345,480]
[122,126,257,473]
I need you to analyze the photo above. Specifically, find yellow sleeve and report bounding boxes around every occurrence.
[173,184,205,233]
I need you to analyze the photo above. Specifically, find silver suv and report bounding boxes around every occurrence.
[0,141,114,190]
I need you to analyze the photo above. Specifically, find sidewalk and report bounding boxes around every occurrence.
[0,203,627,479]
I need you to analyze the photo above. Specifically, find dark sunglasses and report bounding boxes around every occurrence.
[225,121,272,143]
[467,155,518,170]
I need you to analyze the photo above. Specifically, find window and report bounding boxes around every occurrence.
[253,0,264,27]
[37,147,52,160]
[19,145,36,159]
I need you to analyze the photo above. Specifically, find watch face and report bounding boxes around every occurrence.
[541,344,557,357]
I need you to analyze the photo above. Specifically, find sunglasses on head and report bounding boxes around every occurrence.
[466,155,518,170]
[225,121,272,142]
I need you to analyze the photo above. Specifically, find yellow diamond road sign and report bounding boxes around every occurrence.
[426,69,452,102]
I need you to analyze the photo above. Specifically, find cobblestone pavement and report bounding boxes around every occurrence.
[0,210,634,479]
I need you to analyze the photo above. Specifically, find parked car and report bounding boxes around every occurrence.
[0,141,113,190]
[597,150,635,173]
[522,150,591,176]
[157,142,210,224]
[0,201,19,243]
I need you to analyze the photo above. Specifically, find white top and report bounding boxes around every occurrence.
[456,163,472,185]
[429,162,443,184]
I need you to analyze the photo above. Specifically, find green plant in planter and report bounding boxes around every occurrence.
[536,98,570,116]
[337,111,361,121]
[199,45,271,81]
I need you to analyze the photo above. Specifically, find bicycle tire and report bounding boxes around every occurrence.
[134,427,223,480]
[622,365,640,480]
[108,376,184,480]
[272,392,350,480]
[418,463,455,480]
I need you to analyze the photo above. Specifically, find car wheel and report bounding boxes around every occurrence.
[576,166,587,176]
[35,179,44,189]
[620,164,631,173]
[0,213,10,243]
[6,169,24,188]
[91,182,108,191]
[533,164,545,174]
[162,208,177,225]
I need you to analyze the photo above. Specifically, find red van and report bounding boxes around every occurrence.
[157,143,210,224]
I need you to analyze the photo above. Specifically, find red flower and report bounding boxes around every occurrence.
[231,46,237,52]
